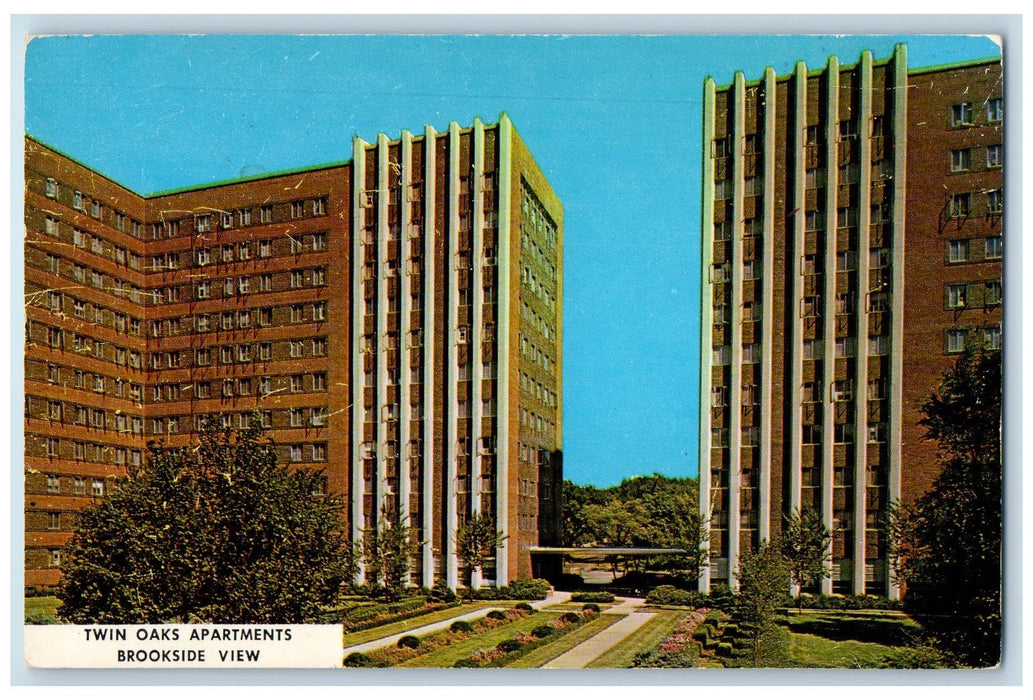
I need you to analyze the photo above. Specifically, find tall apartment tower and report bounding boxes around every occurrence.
[698,45,1003,598]
[24,114,563,591]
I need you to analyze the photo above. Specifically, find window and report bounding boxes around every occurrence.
[836,250,857,271]
[986,144,1003,168]
[238,208,252,226]
[802,381,821,403]
[832,380,853,402]
[835,293,853,314]
[712,138,729,158]
[92,479,104,496]
[712,345,731,365]
[313,373,327,391]
[196,248,211,266]
[195,214,212,233]
[742,260,757,280]
[868,335,889,355]
[46,474,60,494]
[834,337,856,358]
[987,97,1003,123]
[984,326,1002,350]
[949,193,971,218]
[950,149,971,172]
[711,386,727,407]
[950,102,973,127]
[834,423,855,444]
[838,119,856,140]
[196,281,211,299]
[985,280,1002,306]
[73,477,86,495]
[45,178,57,198]
[291,201,304,219]
[837,206,857,229]
[260,205,273,223]
[947,239,970,263]
[313,198,327,216]
[313,302,327,321]
[741,343,758,364]
[986,189,1003,216]
[805,210,824,231]
[290,445,303,462]
[802,424,822,444]
[985,235,1003,259]
[714,179,730,199]
[312,267,326,286]
[947,328,968,353]
[48,512,61,530]
[291,270,304,288]
[312,338,326,356]
[73,190,84,210]
[869,247,890,269]
[805,168,824,189]
[711,263,730,283]
[947,284,968,309]
[290,341,304,358]
[312,232,327,251]
[802,339,823,360]
[868,291,889,313]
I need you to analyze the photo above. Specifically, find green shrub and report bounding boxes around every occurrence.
[531,625,555,638]
[582,603,601,613]
[450,620,473,633]
[559,612,580,624]
[486,610,507,620]
[706,584,735,612]
[515,602,534,612]
[722,623,739,637]
[716,642,733,657]
[503,578,551,600]
[25,610,59,625]
[397,635,420,649]
[496,638,523,653]
[571,592,615,603]
[453,658,481,668]
[692,628,708,645]
[344,652,385,668]
[430,583,458,603]
[704,610,721,626]
[645,585,704,607]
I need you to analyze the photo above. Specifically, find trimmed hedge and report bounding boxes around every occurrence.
[344,652,387,668]
[450,620,474,633]
[531,625,555,638]
[397,635,420,649]
[453,658,481,668]
[496,638,523,653]
[646,585,707,608]
[796,593,903,611]
[571,592,615,603]
[716,642,733,657]
[486,610,507,620]
[515,602,534,612]
[582,603,601,613]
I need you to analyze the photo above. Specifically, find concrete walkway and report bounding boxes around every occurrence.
[342,590,572,656]
[542,597,653,669]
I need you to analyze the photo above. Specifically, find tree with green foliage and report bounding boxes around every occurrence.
[780,507,831,603]
[889,347,1002,668]
[58,414,350,623]
[735,540,790,667]
[456,511,506,592]
[361,508,421,600]
[561,480,607,546]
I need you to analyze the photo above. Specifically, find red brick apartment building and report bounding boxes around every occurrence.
[698,45,1002,597]
[24,115,563,591]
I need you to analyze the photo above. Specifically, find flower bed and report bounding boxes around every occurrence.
[361,606,533,666]
[632,608,707,668]
[452,607,600,668]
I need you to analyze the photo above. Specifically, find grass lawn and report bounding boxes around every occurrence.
[25,597,61,623]
[505,614,622,668]
[341,602,494,647]
[400,610,561,668]
[787,630,900,668]
[585,610,685,669]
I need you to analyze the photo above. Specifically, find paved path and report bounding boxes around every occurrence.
[542,597,653,669]
[342,590,572,657]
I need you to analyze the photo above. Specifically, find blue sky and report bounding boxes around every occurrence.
[24,33,1001,487]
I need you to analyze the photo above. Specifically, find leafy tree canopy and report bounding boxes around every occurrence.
[891,347,1002,668]
[59,415,351,624]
